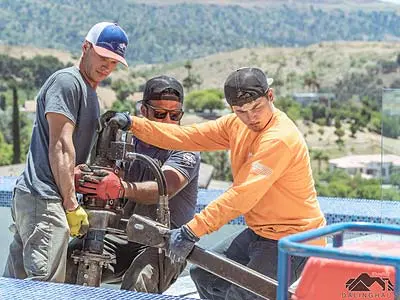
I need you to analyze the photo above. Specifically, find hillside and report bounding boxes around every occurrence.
[3,41,398,108]
[0,45,76,65]
[130,41,400,94]
[1,0,400,64]
[132,0,400,10]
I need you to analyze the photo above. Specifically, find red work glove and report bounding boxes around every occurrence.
[74,164,94,189]
[76,169,124,201]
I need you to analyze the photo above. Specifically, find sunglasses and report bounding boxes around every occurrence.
[144,103,184,121]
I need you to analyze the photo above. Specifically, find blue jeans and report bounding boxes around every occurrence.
[190,228,306,300]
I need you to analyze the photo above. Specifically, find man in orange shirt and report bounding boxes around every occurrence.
[107,67,326,299]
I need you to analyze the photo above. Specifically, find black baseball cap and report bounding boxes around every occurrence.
[224,67,273,107]
[143,75,184,103]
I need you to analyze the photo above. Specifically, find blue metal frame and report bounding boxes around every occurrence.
[277,222,400,300]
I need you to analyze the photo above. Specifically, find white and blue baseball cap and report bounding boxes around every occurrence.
[85,22,129,67]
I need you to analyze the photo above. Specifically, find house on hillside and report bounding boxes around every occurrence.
[22,100,36,113]
[329,154,400,183]
[20,99,37,122]
[293,92,335,107]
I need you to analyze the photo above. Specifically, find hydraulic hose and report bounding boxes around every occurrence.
[125,152,167,205]
[124,151,170,293]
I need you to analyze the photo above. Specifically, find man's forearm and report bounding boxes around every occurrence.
[49,142,77,211]
[130,116,229,152]
[122,181,161,204]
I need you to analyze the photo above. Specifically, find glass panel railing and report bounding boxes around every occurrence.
[380,88,400,241]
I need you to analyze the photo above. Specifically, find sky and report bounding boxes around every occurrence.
[380,0,400,3]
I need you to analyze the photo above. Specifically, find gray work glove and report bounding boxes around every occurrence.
[108,112,132,131]
[166,225,200,263]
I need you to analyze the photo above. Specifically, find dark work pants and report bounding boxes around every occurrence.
[190,228,306,300]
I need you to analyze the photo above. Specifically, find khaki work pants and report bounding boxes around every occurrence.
[3,188,69,282]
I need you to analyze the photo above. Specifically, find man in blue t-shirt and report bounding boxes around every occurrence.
[3,22,129,283]
[68,76,200,293]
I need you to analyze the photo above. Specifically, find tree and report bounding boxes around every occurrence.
[381,115,400,138]
[183,61,202,92]
[111,99,136,114]
[315,170,391,200]
[303,71,320,92]
[301,107,313,122]
[310,103,327,123]
[201,150,233,181]
[390,172,400,188]
[334,128,345,149]
[286,72,297,92]
[18,55,68,90]
[0,132,12,166]
[369,111,382,134]
[11,84,20,164]
[110,79,137,114]
[111,79,136,102]
[333,117,345,149]
[349,121,359,138]
[19,113,33,161]
[317,125,325,141]
[0,56,22,164]
[274,96,301,121]
[0,95,5,111]
[0,54,65,165]
[311,149,329,174]
[185,89,224,113]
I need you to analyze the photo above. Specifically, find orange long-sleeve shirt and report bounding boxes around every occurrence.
[130,109,326,244]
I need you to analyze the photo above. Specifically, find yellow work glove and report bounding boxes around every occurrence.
[65,206,89,237]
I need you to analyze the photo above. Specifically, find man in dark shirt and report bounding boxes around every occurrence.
[4,22,128,282]
[68,75,200,293]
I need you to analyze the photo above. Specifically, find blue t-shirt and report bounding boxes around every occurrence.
[15,66,100,199]
[123,138,200,228]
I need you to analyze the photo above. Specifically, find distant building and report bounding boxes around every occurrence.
[22,100,36,113]
[292,92,335,107]
[329,154,400,183]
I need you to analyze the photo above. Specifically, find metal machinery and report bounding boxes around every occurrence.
[71,111,170,287]
[126,214,289,300]
[71,111,285,299]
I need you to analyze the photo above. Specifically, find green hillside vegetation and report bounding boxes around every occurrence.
[132,0,399,10]
[0,54,72,164]
[1,0,400,64]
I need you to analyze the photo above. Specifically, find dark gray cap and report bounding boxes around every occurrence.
[224,67,273,106]
[143,75,184,103]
